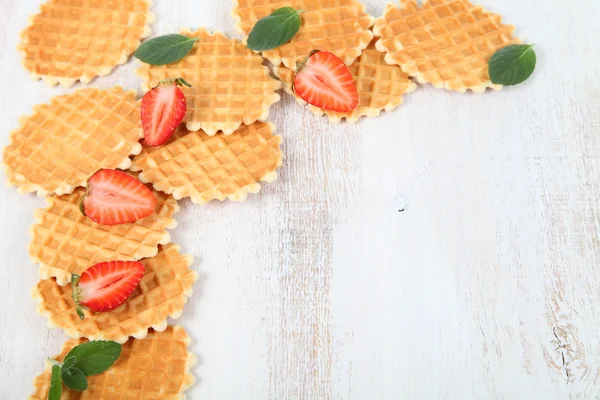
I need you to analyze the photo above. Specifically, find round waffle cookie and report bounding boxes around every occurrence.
[232,0,376,69]
[274,44,417,123]
[28,181,179,286]
[373,0,522,92]
[2,87,143,197]
[130,121,283,205]
[18,0,154,87]
[136,28,281,135]
[32,244,197,343]
[29,325,196,400]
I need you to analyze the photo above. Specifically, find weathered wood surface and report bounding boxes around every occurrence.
[0,0,599,398]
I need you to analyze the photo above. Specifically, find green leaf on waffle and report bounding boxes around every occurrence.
[135,34,199,65]
[247,7,303,51]
[63,341,122,376]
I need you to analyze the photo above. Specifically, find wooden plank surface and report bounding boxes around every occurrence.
[1,0,599,398]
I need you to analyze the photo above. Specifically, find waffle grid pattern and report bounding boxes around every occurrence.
[374,0,521,92]
[33,244,197,343]
[137,28,281,136]
[275,45,417,122]
[29,325,196,400]
[2,87,143,197]
[19,0,154,87]
[28,185,179,286]
[131,122,283,205]
[232,0,376,69]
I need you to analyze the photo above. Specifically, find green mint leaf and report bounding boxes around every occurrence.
[489,44,536,86]
[47,365,62,400]
[135,34,199,66]
[247,7,302,51]
[62,355,76,370]
[63,341,121,376]
[61,367,88,391]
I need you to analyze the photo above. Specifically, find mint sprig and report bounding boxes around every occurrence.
[48,365,62,400]
[135,34,199,66]
[247,7,303,51]
[46,341,121,400]
[64,341,122,376]
[489,44,537,86]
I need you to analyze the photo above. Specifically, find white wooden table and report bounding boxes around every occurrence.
[1,1,599,399]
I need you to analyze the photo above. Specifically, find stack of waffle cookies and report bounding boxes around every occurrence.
[6,39,282,400]
[1,88,282,397]
[0,85,199,397]
[3,0,526,397]
[4,2,287,391]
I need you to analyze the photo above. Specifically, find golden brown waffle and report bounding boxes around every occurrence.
[29,182,179,286]
[136,28,281,136]
[32,244,197,343]
[131,121,283,205]
[274,44,417,122]
[232,0,376,69]
[18,0,154,87]
[2,87,143,197]
[373,0,521,92]
[29,325,196,400]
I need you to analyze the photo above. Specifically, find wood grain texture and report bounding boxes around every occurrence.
[1,0,599,399]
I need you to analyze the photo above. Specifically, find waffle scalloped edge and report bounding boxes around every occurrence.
[2,87,143,197]
[28,194,179,286]
[31,244,197,344]
[132,122,283,205]
[138,169,280,205]
[18,0,156,87]
[137,27,282,136]
[28,325,197,400]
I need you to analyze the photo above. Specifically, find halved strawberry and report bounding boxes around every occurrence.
[293,50,359,113]
[71,260,145,319]
[141,77,189,146]
[81,169,157,225]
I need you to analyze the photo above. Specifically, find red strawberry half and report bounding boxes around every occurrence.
[71,260,145,319]
[81,169,157,226]
[141,77,189,147]
[293,50,359,113]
